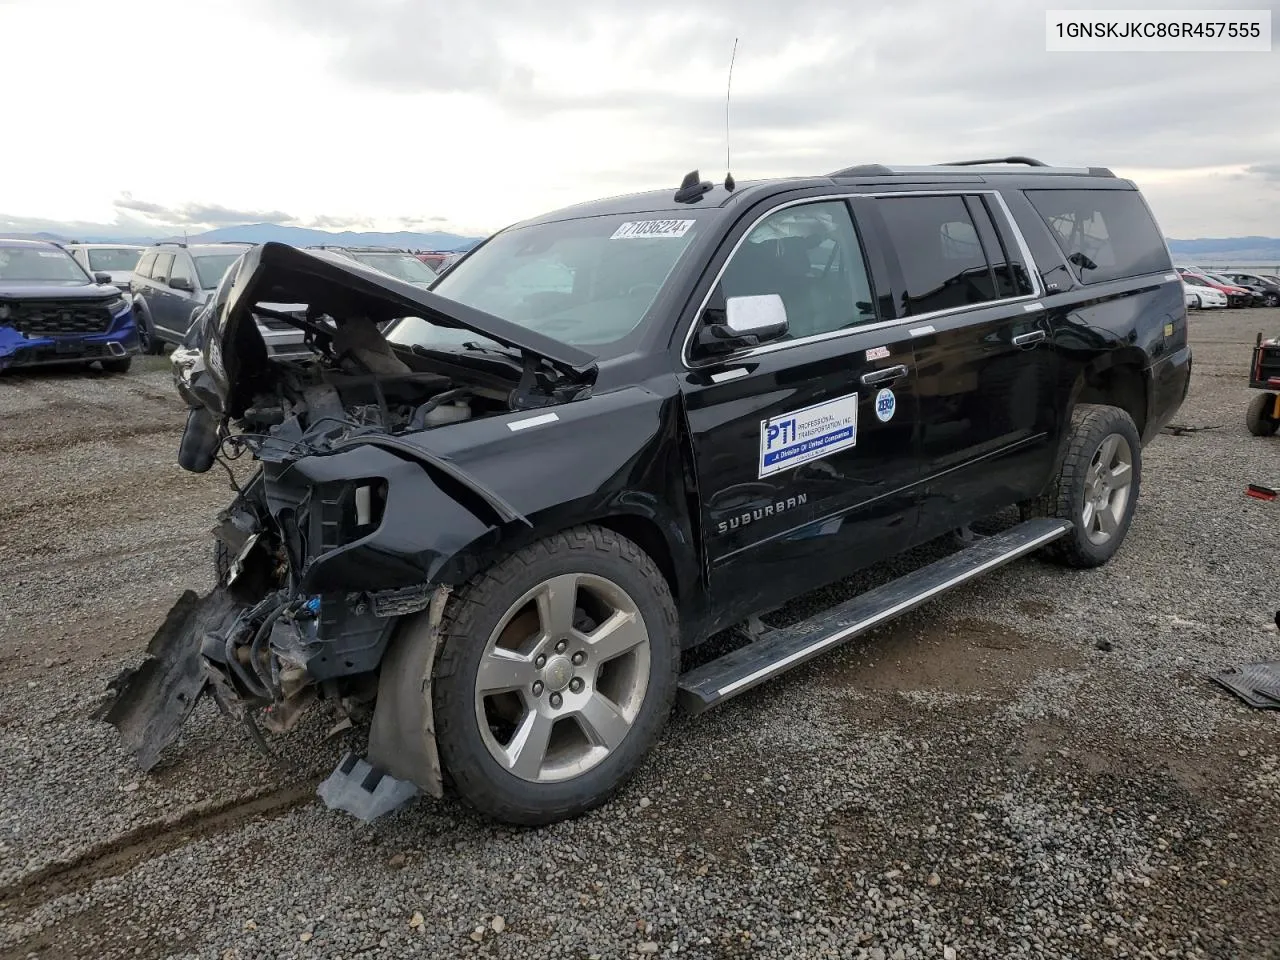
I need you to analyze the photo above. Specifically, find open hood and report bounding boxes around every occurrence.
[192,241,598,417]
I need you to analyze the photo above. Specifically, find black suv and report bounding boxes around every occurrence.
[130,242,307,357]
[102,158,1191,827]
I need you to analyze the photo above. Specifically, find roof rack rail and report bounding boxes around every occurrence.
[828,163,895,178]
[940,157,1048,167]
[154,240,186,247]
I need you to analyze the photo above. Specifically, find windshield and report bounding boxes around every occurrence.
[350,252,437,284]
[386,213,706,357]
[0,246,88,283]
[87,248,144,272]
[194,254,242,290]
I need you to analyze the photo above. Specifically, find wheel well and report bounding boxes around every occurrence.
[594,514,679,601]
[1077,363,1147,437]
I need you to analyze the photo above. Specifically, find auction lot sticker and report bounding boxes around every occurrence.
[759,394,858,477]
[610,219,695,240]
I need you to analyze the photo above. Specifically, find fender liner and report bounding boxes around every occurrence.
[364,585,452,797]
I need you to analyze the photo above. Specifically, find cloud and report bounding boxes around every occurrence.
[113,194,294,227]
[1247,164,1280,181]
[258,0,1280,181]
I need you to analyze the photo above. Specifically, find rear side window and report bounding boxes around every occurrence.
[1024,189,1172,284]
[877,194,1011,315]
[134,252,156,279]
[152,253,174,283]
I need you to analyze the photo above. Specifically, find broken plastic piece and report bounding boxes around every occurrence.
[1246,483,1277,501]
[1209,662,1280,709]
[317,752,419,822]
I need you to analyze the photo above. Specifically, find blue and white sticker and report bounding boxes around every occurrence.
[759,394,859,478]
[874,388,896,423]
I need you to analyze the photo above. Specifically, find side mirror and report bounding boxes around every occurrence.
[169,275,194,292]
[695,294,789,355]
[725,294,788,340]
[93,271,113,285]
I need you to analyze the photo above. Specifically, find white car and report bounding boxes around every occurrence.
[1182,280,1228,310]
[63,243,145,292]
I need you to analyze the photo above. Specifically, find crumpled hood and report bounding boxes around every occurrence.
[189,241,597,417]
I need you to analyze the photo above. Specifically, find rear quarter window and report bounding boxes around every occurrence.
[1024,188,1172,284]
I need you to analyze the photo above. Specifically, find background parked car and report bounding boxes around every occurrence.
[305,245,437,287]
[1211,270,1280,307]
[1176,267,1253,308]
[1183,280,1228,310]
[63,243,145,294]
[130,242,305,357]
[0,238,138,373]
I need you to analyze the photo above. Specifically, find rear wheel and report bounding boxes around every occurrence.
[433,526,679,826]
[1022,404,1142,568]
[1265,293,1280,308]
[1246,393,1280,437]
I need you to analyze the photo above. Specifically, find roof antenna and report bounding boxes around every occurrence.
[724,37,738,191]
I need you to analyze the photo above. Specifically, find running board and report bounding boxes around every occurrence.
[677,517,1071,714]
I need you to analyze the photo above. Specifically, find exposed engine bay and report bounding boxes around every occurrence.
[97,242,598,790]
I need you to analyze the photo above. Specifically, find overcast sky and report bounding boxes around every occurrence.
[2,0,1277,239]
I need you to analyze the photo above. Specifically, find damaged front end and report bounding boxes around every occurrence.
[97,242,596,812]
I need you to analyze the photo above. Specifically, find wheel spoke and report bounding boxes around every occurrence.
[1098,504,1119,536]
[1108,460,1132,488]
[575,693,632,750]
[476,648,536,695]
[583,609,647,662]
[504,710,555,779]
[1097,434,1119,467]
[1081,500,1095,531]
[535,574,579,638]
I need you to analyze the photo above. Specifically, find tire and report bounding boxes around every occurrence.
[100,356,132,374]
[1021,404,1142,568]
[134,303,163,355]
[1191,295,1202,310]
[1246,393,1280,437]
[432,525,679,826]
[1265,293,1279,308]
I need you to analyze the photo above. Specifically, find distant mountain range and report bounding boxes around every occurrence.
[0,220,484,251]
[1166,236,1280,263]
[2,215,1278,262]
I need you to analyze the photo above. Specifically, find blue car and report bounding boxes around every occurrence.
[0,238,139,373]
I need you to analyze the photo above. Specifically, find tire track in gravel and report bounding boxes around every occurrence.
[0,781,319,921]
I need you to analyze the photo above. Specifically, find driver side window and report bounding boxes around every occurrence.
[720,200,876,342]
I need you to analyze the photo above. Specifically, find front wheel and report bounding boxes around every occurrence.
[1022,404,1142,568]
[432,525,679,826]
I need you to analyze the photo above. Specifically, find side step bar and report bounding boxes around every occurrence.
[677,517,1071,714]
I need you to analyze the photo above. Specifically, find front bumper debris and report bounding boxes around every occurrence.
[93,588,242,770]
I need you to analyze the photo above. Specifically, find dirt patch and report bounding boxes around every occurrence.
[820,615,1081,699]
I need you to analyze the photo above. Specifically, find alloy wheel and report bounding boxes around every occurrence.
[1081,432,1134,545]
[473,572,651,783]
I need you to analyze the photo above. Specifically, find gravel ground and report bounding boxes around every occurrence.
[2,314,1279,960]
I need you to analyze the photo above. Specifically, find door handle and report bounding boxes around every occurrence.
[860,364,909,386]
[1012,330,1047,347]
